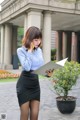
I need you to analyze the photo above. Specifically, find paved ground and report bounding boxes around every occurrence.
[0,72,80,120]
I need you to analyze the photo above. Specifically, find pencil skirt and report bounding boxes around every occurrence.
[16,71,40,107]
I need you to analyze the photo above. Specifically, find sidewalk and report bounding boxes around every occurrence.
[0,73,80,120]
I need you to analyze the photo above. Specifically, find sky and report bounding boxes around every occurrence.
[0,0,4,11]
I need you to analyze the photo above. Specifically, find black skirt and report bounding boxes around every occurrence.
[16,71,40,107]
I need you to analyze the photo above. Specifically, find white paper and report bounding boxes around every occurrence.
[56,58,68,66]
[33,61,62,76]
[33,58,68,76]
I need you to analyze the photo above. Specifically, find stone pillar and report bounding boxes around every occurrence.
[71,32,78,61]
[0,28,1,64]
[67,32,72,61]
[0,25,5,65]
[12,26,17,55]
[56,31,62,61]
[12,26,18,69]
[63,31,68,59]
[24,13,28,35]
[27,9,42,29]
[42,11,51,63]
[77,32,80,62]
[4,24,13,69]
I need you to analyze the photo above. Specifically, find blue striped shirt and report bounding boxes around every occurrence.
[17,46,44,71]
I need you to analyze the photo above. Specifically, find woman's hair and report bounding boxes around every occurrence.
[22,26,42,48]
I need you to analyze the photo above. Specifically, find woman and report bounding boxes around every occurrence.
[16,26,44,120]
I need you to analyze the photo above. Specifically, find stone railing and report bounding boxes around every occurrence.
[1,0,16,10]
[49,0,80,10]
[1,0,80,11]
[54,0,80,2]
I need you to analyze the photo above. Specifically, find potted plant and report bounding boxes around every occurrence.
[51,61,80,114]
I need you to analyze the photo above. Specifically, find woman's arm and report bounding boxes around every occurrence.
[17,48,32,71]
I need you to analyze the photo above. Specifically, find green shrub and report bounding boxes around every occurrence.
[51,61,80,100]
[51,49,56,61]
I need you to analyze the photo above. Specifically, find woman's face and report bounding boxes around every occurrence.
[32,38,41,48]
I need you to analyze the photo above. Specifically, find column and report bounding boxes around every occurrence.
[4,24,13,69]
[67,32,72,61]
[63,31,68,59]
[12,26,17,55]
[77,32,80,62]
[56,31,62,61]
[12,26,18,69]
[0,25,5,65]
[0,28,1,62]
[27,9,42,29]
[24,13,28,35]
[71,32,78,61]
[42,11,51,63]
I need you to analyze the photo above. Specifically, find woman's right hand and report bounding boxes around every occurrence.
[28,42,34,52]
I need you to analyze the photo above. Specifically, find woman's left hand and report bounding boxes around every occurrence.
[45,69,54,77]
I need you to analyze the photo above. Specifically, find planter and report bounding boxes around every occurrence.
[56,96,76,114]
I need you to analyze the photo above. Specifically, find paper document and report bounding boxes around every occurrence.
[56,58,68,66]
[33,58,68,76]
[33,61,62,76]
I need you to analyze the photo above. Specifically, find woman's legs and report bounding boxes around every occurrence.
[29,100,40,120]
[20,102,30,120]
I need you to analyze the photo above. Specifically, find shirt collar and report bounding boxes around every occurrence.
[22,46,28,51]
